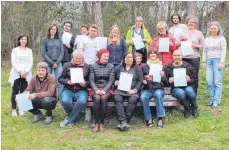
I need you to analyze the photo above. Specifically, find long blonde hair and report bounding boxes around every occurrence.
[108,25,121,44]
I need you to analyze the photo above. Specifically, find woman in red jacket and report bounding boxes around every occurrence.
[149,21,176,65]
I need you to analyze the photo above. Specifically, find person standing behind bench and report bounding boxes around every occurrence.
[41,24,64,99]
[59,50,90,127]
[9,35,33,116]
[114,52,143,131]
[140,48,168,128]
[166,50,199,119]
[89,49,115,132]
[26,62,57,124]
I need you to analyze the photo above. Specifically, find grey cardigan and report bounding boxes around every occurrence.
[41,36,64,66]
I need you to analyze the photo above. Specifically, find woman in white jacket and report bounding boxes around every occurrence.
[8,35,33,116]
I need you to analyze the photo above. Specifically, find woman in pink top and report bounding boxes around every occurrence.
[178,16,204,94]
[149,21,176,66]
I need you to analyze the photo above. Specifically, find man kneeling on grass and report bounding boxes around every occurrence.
[26,62,57,124]
[166,50,199,119]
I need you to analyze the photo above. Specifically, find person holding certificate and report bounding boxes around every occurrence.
[41,24,64,100]
[177,16,204,94]
[89,49,115,132]
[107,25,127,67]
[140,48,168,128]
[25,62,57,124]
[8,35,33,116]
[149,21,176,65]
[114,52,143,131]
[166,50,198,119]
[202,21,227,109]
[58,50,90,127]
[74,24,88,50]
[126,16,152,63]
[59,21,75,66]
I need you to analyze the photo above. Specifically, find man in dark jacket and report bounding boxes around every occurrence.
[59,21,75,66]
[166,50,198,119]
[58,50,90,127]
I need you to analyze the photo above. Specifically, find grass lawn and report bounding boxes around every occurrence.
[1,54,229,150]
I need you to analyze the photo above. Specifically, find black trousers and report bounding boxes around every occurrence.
[92,93,111,124]
[136,48,147,63]
[183,58,200,94]
[28,97,56,116]
[11,78,28,109]
[114,95,138,122]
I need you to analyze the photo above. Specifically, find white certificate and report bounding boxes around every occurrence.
[149,64,163,82]
[132,35,145,50]
[173,68,187,87]
[181,40,194,56]
[96,37,107,50]
[75,35,87,49]
[118,72,133,91]
[159,38,169,52]
[61,32,73,45]
[70,68,84,83]
[16,92,33,111]
[173,28,183,40]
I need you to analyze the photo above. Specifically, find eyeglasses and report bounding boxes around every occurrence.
[187,21,196,23]
[125,56,133,59]
[64,25,71,27]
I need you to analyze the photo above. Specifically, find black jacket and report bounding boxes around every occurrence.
[142,64,168,93]
[89,62,115,92]
[58,62,90,92]
[165,61,197,89]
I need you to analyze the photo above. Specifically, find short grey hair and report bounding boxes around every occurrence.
[206,21,224,37]
[135,16,144,27]
[36,62,48,70]
[185,15,199,27]
[156,21,168,33]
[72,49,84,58]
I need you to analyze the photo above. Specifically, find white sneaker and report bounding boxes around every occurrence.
[19,111,25,116]
[12,110,18,117]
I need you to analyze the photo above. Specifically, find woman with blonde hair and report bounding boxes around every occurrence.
[107,25,127,67]
[203,21,227,109]
[126,16,152,63]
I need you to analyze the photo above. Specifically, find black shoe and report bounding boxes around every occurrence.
[192,110,199,118]
[147,118,154,127]
[157,119,163,128]
[120,120,130,131]
[32,112,43,123]
[184,110,191,119]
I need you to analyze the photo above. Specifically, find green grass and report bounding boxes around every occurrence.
[1,54,229,150]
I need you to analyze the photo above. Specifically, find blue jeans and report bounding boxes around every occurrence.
[61,90,88,124]
[140,89,165,120]
[48,63,63,99]
[206,58,224,104]
[172,86,197,111]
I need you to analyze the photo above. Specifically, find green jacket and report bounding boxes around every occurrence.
[125,26,152,52]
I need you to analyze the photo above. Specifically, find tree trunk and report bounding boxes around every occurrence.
[92,1,104,36]
[187,1,197,16]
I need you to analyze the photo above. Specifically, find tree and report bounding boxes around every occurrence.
[92,1,104,36]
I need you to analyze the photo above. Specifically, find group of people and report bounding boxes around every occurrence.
[9,13,227,132]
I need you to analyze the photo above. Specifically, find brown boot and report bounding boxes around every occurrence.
[91,124,99,132]
[99,124,105,132]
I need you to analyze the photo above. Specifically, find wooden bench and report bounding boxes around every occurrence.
[84,87,181,121]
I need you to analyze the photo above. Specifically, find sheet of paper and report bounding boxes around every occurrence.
[61,32,73,45]
[132,35,145,50]
[159,38,169,52]
[173,28,183,40]
[149,64,163,82]
[96,37,107,50]
[118,72,133,91]
[75,35,87,49]
[181,40,194,56]
[173,68,187,87]
[16,92,33,111]
[70,68,84,83]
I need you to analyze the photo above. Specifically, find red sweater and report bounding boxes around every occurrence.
[149,35,176,65]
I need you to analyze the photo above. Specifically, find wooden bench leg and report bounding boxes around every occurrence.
[85,107,91,122]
